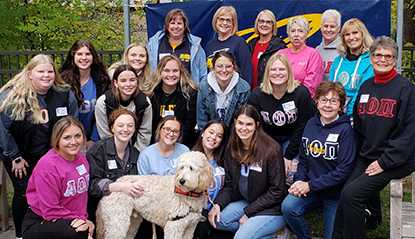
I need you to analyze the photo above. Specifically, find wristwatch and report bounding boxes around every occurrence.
[13,157,21,164]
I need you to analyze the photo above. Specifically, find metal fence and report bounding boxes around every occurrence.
[0,50,124,86]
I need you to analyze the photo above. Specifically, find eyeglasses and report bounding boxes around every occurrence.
[319,97,340,105]
[217,17,232,24]
[215,64,233,69]
[258,19,273,25]
[162,127,180,136]
[372,53,394,61]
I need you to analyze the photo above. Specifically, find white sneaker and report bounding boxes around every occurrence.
[274,227,291,239]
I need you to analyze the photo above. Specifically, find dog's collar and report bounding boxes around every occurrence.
[174,186,205,198]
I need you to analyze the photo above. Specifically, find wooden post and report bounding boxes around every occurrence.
[390,179,403,239]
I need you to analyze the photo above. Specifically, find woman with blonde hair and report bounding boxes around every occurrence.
[107,42,151,88]
[147,8,207,84]
[248,9,286,89]
[248,53,315,185]
[0,54,78,239]
[329,18,374,116]
[277,16,324,98]
[142,55,198,148]
[205,6,253,86]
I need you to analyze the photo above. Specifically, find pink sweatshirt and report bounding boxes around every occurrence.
[278,46,324,98]
[26,149,89,221]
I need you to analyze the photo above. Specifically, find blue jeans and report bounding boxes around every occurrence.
[215,200,286,239]
[282,191,338,239]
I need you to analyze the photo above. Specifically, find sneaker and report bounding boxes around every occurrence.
[274,227,290,239]
[364,208,371,224]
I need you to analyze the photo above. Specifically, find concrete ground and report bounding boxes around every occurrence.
[0,218,15,239]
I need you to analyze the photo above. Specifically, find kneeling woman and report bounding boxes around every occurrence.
[208,105,286,239]
[22,116,94,239]
[282,81,356,239]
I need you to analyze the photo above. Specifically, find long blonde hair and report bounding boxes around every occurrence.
[337,18,373,56]
[0,54,69,123]
[142,55,197,110]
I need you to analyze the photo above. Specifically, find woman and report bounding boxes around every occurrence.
[248,53,315,185]
[205,6,253,86]
[22,116,93,239]
[59,39,111,146]
[329,18,374,116]
[0,54,78,239]
[95,64,152,152]
[107,42,151,88]
[197,51,250,130]
[141,55,197,148]
[282,81,356,239]
[277,16,324,98]
[137,115,189,176]
[332,36,415,239]
[147,8,207,85]
[192,119,231,239]
[208,105,287,239]
[87,109,142,225]
[248,10,286,89]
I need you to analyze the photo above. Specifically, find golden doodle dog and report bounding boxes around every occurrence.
[96,151,213,239]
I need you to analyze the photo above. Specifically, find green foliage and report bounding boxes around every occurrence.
[0,0,150,51]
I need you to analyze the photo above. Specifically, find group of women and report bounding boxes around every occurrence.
[0,5,413,239]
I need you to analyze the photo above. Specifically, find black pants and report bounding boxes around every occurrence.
[332,157,414,239]
[22,208,89,239]
[1,153,40,237]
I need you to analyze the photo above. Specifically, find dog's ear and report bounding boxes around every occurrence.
[198,160,214,191]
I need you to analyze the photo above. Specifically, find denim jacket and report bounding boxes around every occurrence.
[196,77,250,129]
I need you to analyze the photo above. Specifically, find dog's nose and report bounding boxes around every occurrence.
[179,178,186,185]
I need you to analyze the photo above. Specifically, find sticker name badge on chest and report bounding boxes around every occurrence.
[108,160,118,170]
[360,94,369,103]
[282,101,296,112]
[162,110,175,117]
[214,167,225,176]
[326,134,339,142]
[56,107,68,117]
[171,158,178,168]
[76,164,87,175]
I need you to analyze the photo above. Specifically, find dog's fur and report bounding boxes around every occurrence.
[96,151,213,239]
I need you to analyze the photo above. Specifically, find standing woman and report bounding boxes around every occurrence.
[95,65,152,152]
[248,54,315,184]
[208,105,287,239]
[22,116,94,239]
[0,54,78,239]
[107,43,151,88]
[277,17,324,98]
[197,51,251,130]
[329,18,374,116]
[205,6,253,86]
[59,39,111,147]
[141,55,197,148]
[147,8,207,85]
[282,81,356,239]
[248,10,286,89]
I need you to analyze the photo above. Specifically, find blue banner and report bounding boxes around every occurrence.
[145,0,391,48]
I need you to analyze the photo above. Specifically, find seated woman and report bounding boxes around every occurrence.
[282,81,356,239]
[141,55,198,148]
[22,116,93,239]
[87,109,143,224]
[192,119,233,239]
[95,64,152,152]
[277,16,324,98]
[208,105,287,239]
[137,115,189,176]
[197,51,250,130]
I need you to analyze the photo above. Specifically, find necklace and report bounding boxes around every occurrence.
[163,91,172,97]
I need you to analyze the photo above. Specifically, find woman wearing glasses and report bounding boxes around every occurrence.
[282,81,356,239]
[205,6,253,86]
[329,18,374,116]
[197,51,250,130]
[248,10,286,89]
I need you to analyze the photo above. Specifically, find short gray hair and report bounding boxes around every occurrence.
[370,36,398,59]
[287,16,310,35]
[321,9,341,26]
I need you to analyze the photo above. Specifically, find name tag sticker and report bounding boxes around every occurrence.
[257,52,264,59]
[56,107,68,117]
[108,160,118,170]
[360,94,369,103]
[214,167,225,176]
[76,164,87,175]
[326,134,339,142]
[171,158,178,168]
[282,101,296,111]
[250,163,262,173]
[159,53,171,61]
[162,110,175,117]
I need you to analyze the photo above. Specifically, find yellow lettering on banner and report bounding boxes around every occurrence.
[237,13,323,48]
